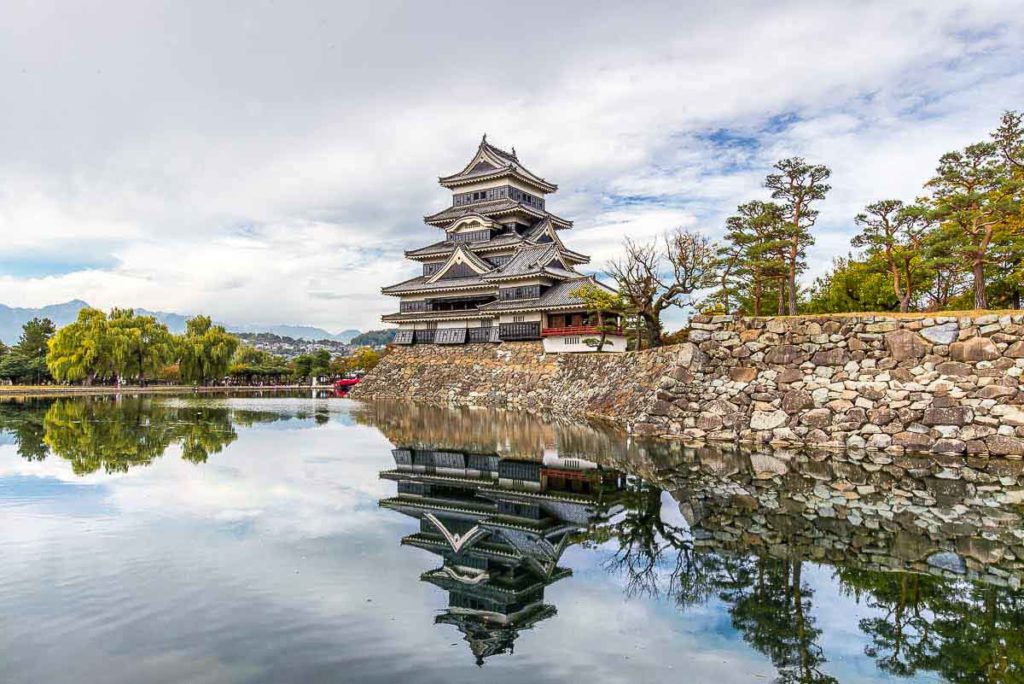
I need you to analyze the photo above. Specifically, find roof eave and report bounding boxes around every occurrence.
[382,281,494,295]
[438,168,558,194]
[423,202,551,226]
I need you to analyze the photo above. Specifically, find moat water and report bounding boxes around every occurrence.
[1,394,1021,683]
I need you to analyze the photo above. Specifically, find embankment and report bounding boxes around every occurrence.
[0,385,310,398]
[351,312,1024,456]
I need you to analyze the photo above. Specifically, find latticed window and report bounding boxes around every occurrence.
[450,230,490,243]
[498,459,541,481]
[467,326,496,343]
[499,285,541,301]
[400,300,429,313]
[453,185,509,206]
[435,328,467,345]
[413,329,436,343]
[499,322,541,341]
[452,185,544,209]
[433,451,466,469]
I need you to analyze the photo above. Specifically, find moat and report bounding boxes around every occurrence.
[1,394,1022,683]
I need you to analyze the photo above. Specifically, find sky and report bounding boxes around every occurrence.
[1,0,1022,332]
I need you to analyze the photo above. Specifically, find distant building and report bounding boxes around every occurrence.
[379,446,624,665]
[382,136,626,353]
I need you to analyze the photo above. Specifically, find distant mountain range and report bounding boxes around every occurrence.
[0,300,362,345]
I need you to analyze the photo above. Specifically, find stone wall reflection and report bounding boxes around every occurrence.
[366,401,1024,682]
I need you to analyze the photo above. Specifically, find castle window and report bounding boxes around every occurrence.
[499,285,541,301]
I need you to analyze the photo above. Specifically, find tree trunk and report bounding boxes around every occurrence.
[642,313,663,349]
[899,294,911,313]
[973,257,989,309]
[777,280,786,316]
[753,278,762,317]
[787,262,798,315]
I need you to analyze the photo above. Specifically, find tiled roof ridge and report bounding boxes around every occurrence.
[480,134,517,162]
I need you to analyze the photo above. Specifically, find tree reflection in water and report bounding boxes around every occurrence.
[0,396,290,473]
[587,477,836,683]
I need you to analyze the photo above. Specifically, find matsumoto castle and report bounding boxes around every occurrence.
[382,136,626,353]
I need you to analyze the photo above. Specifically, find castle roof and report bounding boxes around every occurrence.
[482,244,579,282]
[381,274,490,295]
[478,276,613,313]
[404,234,524,259]
[439,136,557,194]
[404,230,589,264]
[423,198,572,229]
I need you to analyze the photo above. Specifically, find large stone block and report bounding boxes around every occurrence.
[781,389,814,414]
[950,336,1000,362]
[935,361,972,377]
[729,367,757,383]
[977,385,1017,399]
[988,435,1024,456]
[893,431,934,449]
[1005,341,1024,358]
[922,406,973,426]
[811,348,849,366]
[750,409,789,430]
[920,322,959,345]
[884,329,928,361]
[800,408,833,428]
[764,344,807,365]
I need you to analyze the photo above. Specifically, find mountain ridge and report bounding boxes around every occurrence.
[0,300,361,345]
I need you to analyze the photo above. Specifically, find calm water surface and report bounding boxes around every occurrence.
[1,394,1021,683]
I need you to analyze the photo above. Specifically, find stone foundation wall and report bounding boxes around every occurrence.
[349,342,558,409]
[353,311,1024,456]
[350,341,677,419]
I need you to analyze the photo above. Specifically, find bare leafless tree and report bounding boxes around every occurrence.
[607,228,718,348]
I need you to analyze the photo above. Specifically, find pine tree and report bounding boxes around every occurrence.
[764,158,831,315]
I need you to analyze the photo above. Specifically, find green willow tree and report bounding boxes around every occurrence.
[47,307,114,384]
[177,315,239,385]
[107,308,176,386]
[765,157,832,315]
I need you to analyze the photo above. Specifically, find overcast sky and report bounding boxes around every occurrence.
[1,0,1022,332]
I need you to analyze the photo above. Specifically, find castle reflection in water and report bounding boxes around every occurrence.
[379,445,626,664]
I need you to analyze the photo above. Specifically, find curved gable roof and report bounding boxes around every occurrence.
[426,243,495,283]
[482,243,581,281]
[439,136,557,193]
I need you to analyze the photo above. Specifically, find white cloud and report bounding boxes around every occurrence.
[0,0,1022,329]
